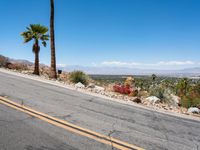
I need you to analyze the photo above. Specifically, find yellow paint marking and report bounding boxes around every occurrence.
[0,96,144,150]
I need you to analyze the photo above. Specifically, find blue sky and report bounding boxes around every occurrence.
[0,0,200,70]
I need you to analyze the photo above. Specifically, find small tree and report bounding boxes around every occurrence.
[152,74,157,82]
[21,24,49,75]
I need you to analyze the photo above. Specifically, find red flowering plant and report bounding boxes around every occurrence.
[113,83,131,95]
[113,76,137,96]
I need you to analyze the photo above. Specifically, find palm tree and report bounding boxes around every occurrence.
[50,0,57,79]
[21,24,49,75]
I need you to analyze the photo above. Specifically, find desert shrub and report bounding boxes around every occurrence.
[149,85,177,103]
[180,84,200,108]
[151,74,157,81]
[129,89,138,97]
[124,76,135,87]
[69,70,89,85]
[181,96,200,108]
[138,90,149,97]
[7,63,28,71]
[0,55,9,67]
[149,85,165,100]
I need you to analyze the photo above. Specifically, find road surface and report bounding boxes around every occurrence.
[0,70,200,150]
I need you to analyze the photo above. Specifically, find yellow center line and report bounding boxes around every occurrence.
[0,96,144,150]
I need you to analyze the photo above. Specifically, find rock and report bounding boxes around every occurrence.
[21,70,30,74]
[187,107,200,114]
[87,83,95,88]
[180,107,187,113]
[94,85,105,92]
[131,97,141,103]
[75,82,85,89]
[170,94,181,106]
[124,96,129,101]
[196,104,200,110]
[117,95,124,99]
[146,96,160,104]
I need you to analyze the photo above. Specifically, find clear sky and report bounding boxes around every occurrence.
[0,0,200,70]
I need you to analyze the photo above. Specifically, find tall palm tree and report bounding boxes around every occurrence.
[21,24,49,75]
[50,0,57,79]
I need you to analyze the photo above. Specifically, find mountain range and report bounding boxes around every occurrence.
[58,65,200,76]
[3,56,200,76]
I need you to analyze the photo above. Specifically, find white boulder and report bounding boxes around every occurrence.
[146,96,160,104]
[75,82,85,89]
[170,94,181,106]
[187,107,200,114]
[94,85,105,93]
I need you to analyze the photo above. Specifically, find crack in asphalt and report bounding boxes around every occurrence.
[108,120,118,150]
[53,113,75,120]
[0,116,34,123]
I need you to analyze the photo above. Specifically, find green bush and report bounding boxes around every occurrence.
[181,96,200,108]
[149,85,176,104]
[180,84,200,108]
[149,85,165,100]
[69,70,89,85]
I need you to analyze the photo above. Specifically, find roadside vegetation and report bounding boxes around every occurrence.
[1,53,200,112]
[69,70,90,86]
[90,74,200,109]
[1,54,200,115]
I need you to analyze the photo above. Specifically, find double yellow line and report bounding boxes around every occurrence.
[0,96,144,150]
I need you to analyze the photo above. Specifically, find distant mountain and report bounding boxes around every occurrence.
[1,54,200,76]
[9,58,33,65]
[9,58,47,67]
[180,67,200,74]
[58,65,200,76]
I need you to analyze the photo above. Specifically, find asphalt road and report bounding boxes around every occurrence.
[0,103,112,150]
[0,70,200,150]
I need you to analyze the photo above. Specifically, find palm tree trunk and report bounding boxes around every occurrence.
[34,51,40,75]
[33,40,40,75]
[50,0,57,79]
